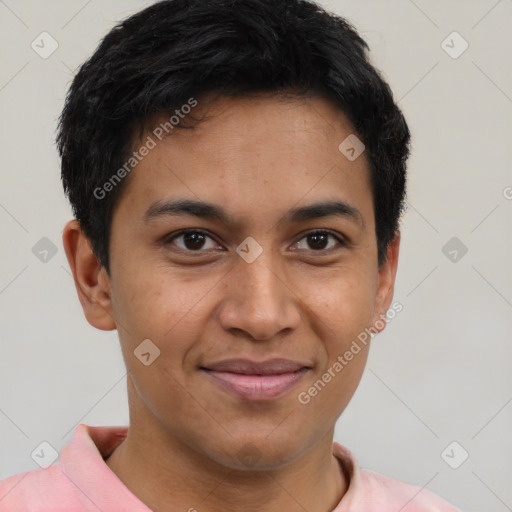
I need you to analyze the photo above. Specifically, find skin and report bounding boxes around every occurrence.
[63,94,400,512]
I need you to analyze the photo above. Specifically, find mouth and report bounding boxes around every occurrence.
[200,358,311,400]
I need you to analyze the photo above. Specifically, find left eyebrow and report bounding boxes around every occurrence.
[143,198,365,230]
[285,200,366,230]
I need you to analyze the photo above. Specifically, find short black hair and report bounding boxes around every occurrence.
[57,0,410,273]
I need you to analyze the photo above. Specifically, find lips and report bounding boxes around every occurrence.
[203,358,308,375]
[200,358,311,400]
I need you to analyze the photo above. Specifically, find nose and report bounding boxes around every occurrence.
[218,249,302,341]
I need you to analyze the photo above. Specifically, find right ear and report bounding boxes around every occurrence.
[62,219,116,331]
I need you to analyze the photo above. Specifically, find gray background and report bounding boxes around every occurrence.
[0,1,511,511]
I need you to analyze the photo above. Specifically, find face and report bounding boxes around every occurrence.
[102,94,397,470]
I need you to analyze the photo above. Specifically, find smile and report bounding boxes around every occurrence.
[200,358,311,400]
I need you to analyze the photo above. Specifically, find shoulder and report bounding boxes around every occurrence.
[357,468,462,511]
[333,442,461,512]
[0,424,147,512]
[0,465,83,511]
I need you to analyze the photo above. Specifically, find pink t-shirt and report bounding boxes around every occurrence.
[0,424,461,511]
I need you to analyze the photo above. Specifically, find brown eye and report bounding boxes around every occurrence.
[167,230,219,251]
[294,230,345,251]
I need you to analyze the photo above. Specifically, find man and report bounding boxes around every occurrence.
[0,0,461,510]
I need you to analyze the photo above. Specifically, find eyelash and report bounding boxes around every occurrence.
[164,229,347,254]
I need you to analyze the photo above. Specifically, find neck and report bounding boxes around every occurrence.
[106,385,348,512]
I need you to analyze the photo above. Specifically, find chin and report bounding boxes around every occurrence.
[203,435,308,472]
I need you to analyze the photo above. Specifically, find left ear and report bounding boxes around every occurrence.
[371,231,400,334]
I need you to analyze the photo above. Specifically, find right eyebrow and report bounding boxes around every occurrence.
[144,198,233,224]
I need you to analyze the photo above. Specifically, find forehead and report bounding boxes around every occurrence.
[115,94,374,230]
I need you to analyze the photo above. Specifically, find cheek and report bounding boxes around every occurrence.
[297,265,376,408]
[110,271,214,414]
[301,265,377,343]
[110,266,214,357]
[298,275,374,417]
